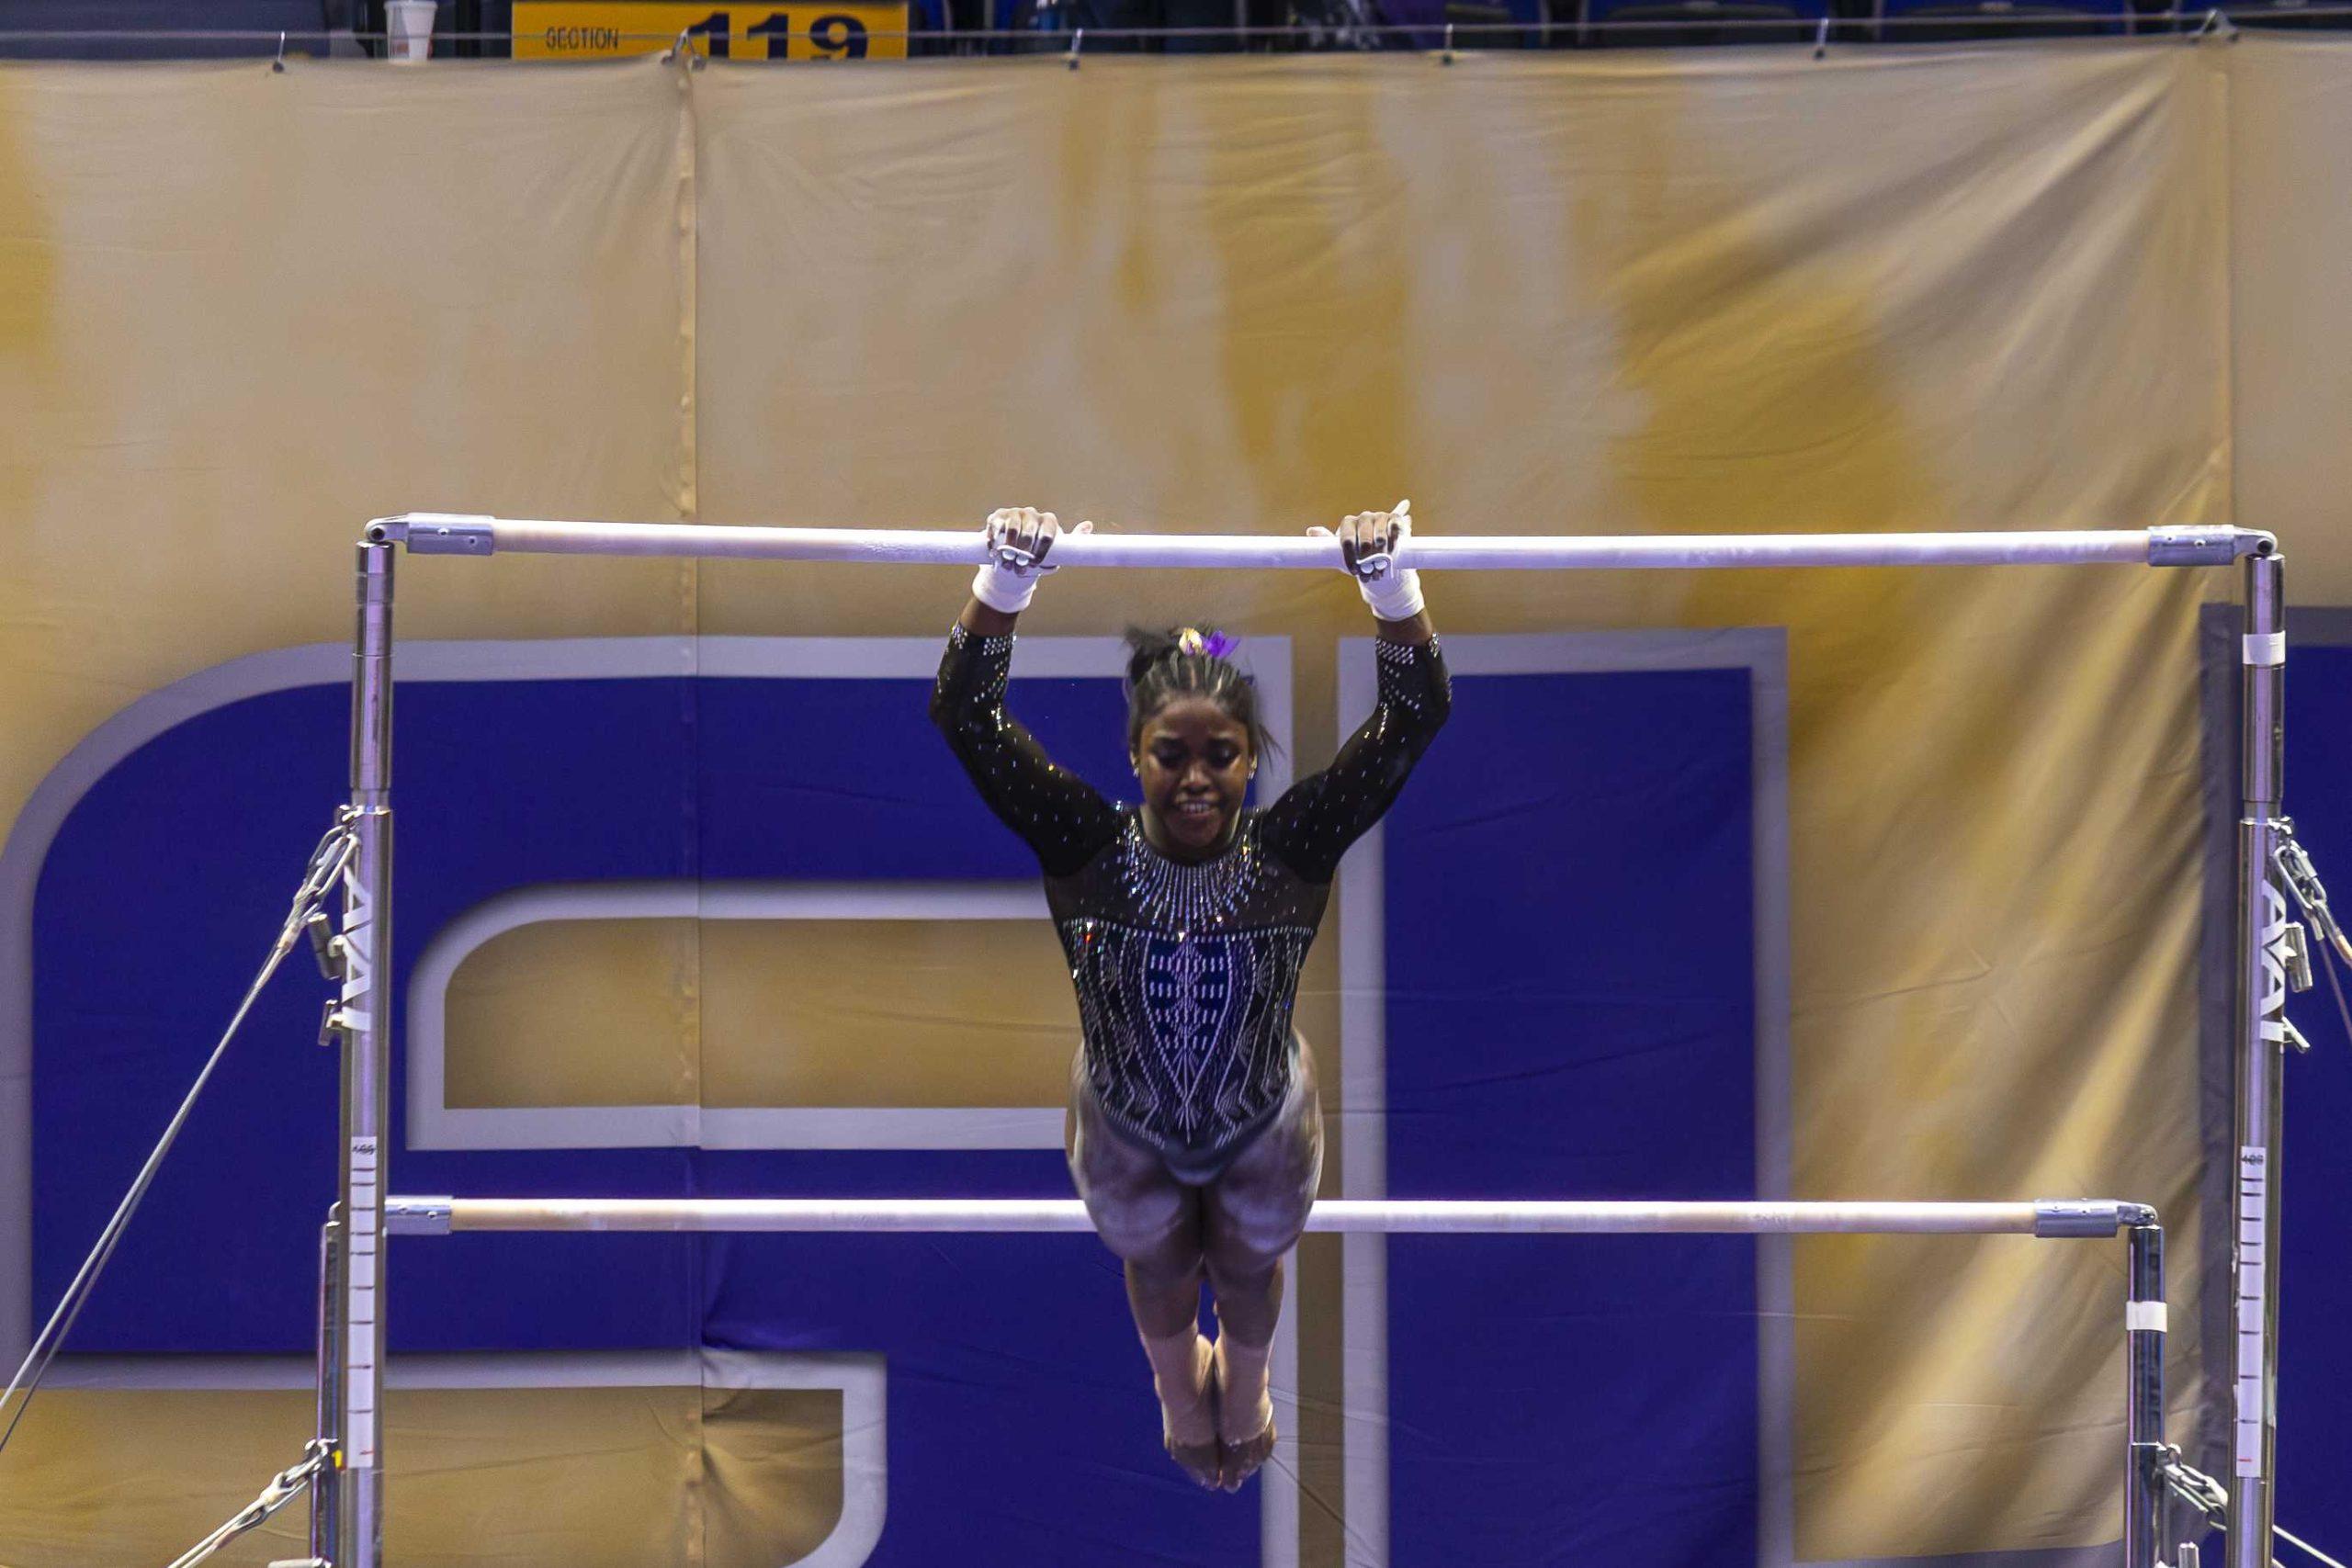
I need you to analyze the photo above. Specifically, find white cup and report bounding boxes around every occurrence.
[387,0,437,62]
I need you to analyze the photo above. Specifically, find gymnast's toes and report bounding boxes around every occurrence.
[1217,1422,1276,1492]
[1169,1433,1225,1490]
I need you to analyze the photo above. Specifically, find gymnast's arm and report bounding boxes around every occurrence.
[930,593,1121,882]
[1261,612,1450,885]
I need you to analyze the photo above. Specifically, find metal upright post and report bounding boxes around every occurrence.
[311,1207,344,1562]
[333,542,395,1568]
[2228,550,2286,1568]
[2124,1224,2166,1568]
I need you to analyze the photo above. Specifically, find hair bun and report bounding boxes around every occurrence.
[1121,625,1239,686]
[1122,626,1184,687]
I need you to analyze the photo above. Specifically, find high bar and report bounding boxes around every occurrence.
[383,1196,2153,1237]
[371,514,2270,571]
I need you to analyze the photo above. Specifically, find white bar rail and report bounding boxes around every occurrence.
[374,514,2268,571]
[384,1196,2152,1237]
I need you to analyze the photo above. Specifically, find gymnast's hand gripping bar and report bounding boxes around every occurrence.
[371,513,2273,570]
[381,1196,2154,1236]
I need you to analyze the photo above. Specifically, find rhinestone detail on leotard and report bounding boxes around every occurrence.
[1115,814,1261,932]
[1062,813,1316,1149]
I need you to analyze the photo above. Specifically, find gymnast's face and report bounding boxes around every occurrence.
[1133,696,1254,861]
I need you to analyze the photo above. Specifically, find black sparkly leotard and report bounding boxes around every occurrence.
[932,625,1450,1180]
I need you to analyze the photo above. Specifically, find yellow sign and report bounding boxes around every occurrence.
[514,3,910,61]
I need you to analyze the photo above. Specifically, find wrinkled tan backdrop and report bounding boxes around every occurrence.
[2,33,2343,1568]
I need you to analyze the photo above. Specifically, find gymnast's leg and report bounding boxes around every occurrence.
[1067,1057,1221,1488]
[1201,1042,1325,1492]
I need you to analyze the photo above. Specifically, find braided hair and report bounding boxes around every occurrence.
[1123,626,1277,764]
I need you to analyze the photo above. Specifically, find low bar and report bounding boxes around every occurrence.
[373,513,2272,572]
[384,1195,2145,1237]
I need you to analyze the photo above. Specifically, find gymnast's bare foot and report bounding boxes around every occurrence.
[1150,1330,1222,1489]
[1213,1333,1276,1492]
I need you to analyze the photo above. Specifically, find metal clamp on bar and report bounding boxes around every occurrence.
[384,1197,454,1235]
[2271,818,2352,1057]
[303,910,343,981]
[2033,1199,2131,1236]
[373,513,495,555]
[2279,922,2315,995]
[2147,526,2267,568]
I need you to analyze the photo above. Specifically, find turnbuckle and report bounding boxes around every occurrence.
[2274,819,2352,966]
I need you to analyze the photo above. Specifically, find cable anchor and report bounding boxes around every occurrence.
[165,1438,335,1568]
[2273,819,2352,965]
[2153,1444,2229,1529]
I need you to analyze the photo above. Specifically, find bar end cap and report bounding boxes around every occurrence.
[374,513,496,556]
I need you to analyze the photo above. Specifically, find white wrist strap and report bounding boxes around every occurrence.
[1360,567,1424,622]
[972,563,1036,615]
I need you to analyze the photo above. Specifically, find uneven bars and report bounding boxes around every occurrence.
[373,513,2271,571]
[384,1196,2152,1237]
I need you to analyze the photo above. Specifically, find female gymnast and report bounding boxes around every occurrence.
[931,505,1449,1492]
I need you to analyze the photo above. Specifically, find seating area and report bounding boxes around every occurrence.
[0,0,360,56]
[0,0,2341,62]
